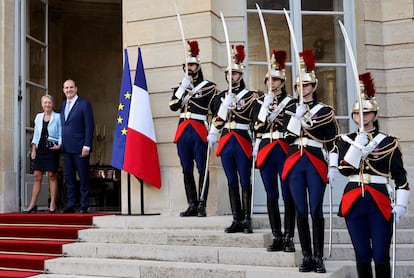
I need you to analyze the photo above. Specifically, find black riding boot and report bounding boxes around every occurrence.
[266,199,283,251]
[225,186,244,233]
[297,215,314,272]
[242,185,253,234]
[283,200,296,252]
[356,262,373,278]
[197,171,209,217]
[313,217,326,273]
[180,172,198,217]
[375,263,391,278]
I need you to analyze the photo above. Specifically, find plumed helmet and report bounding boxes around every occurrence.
[264,50,287,84]
[226,45,245,73]
[352,72,379,113]
[186,40,201,64]
[295,49,318,92]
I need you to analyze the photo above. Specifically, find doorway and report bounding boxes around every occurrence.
[19,0,122,212]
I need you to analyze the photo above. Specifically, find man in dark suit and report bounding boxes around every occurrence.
[60,79,95,213]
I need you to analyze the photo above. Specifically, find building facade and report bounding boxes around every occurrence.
[0,0,413,214]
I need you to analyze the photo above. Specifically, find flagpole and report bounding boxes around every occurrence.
[139,178,144,214]
[127,173,132,215]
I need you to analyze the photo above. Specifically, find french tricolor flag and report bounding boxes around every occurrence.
[123,48,161,188]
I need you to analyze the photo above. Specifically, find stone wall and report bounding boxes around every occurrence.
[0,0,17,212]
[357,0,414,210]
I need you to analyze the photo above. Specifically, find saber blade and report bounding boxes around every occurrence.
[174,3,188,76]
[220,12,232,96]
[338,20,364,132]
[283,8,303,104]
[256,4,272,95]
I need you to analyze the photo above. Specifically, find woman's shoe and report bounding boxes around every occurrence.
[23,205,37,213]
[48,209,56,213]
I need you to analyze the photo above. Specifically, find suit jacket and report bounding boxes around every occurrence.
[32,111,62,147]
[60,96,95,154]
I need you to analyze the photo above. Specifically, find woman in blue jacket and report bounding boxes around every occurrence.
[24,95,62,213]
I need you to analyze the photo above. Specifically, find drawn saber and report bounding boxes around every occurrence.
[256,4,272,95]
[283,8,303,105]
[220,12,232,99]
[338,20,364,132]
[174,3,188,76]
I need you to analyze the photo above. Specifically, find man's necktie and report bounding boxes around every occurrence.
[64,100,71,120]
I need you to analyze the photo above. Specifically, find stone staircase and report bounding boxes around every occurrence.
[33,214,414,278]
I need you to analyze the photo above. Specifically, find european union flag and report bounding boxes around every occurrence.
[111,49,132,170]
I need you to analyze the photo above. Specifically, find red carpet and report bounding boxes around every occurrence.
[0,212,110,277]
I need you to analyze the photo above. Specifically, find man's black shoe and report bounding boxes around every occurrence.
[60,207,75,214]
[299,256,315,272]
[80,207,89,214]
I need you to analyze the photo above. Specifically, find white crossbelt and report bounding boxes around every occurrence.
[262,131,284,140]
[349,174,388,184]
[180,112,207,121]
[224,122,250,130]
[293,138,323,148]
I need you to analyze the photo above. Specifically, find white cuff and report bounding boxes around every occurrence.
[174,86,186,99]
[209,125,220,136]
[217,104,229,121]
[329,152,338,168]
[287,117,301,136]
[257,105,268,123]
[344,145,362,169]
[396,189,411,208]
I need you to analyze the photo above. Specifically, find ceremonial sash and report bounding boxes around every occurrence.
[216,131,252,158]
[173,119,208,143]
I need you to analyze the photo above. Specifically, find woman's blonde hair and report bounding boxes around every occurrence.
[41,94,54,105]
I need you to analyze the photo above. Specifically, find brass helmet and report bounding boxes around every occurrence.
[294,49,318,92]
[226,45,245,73]
[186,40,201,64]
[264,50,287,84]
[352,72,379,114]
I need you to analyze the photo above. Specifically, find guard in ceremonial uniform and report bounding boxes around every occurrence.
[169,41,218,217]
[252,50,295,252]
[337,72,410,278]
[207,45,259,233]
[281,49,339,273]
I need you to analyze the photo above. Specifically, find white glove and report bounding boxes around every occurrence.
[354,133,369,147]
[180,76,192,89]
[207,133,218,147]
[392,205,406,225]
[295,104,307,118]
[223,94,235,107]
[327,166,339,185]
[263,94,274,107]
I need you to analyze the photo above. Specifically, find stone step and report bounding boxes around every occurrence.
[78,228,273,248]
[79,226,414,246]
[62,240,414,265]
[42,257,353,278]
[63,242,296,267]
[92,214,414,230]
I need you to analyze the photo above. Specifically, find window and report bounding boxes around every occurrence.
[247,0,355,132]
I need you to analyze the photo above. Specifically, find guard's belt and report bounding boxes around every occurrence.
[224,122,250,130]
[293,137,323,148]
[180,112,207,121]
[262,131,284,140]
[349,174,388,184]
